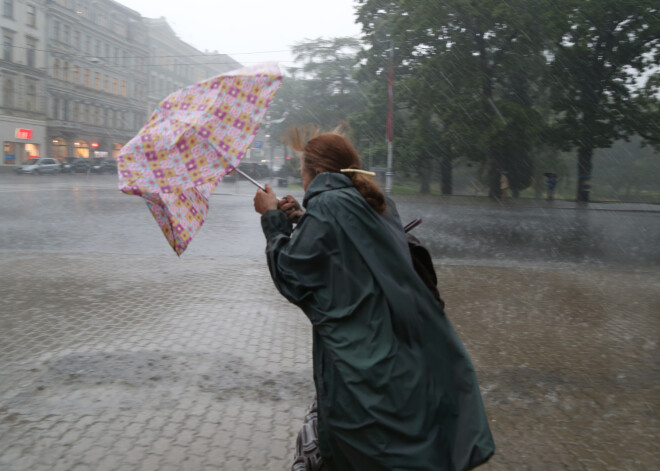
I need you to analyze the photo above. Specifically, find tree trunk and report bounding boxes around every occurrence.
[441,154,452,195]
[420,168,431,194]
[488,152,502,200]
[576,147,593,203]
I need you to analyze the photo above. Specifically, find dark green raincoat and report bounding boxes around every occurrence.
[261,173,494,471]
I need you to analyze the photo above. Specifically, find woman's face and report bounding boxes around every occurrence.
[301,158,315,191]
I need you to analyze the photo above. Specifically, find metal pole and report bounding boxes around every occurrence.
[234,167,266,191]
[369,140,373,170]
[385,40,394,194]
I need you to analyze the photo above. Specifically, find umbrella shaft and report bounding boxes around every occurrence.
[234,168,266,191]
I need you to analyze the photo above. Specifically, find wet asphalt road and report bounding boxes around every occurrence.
[1,173,659,471]
[1,173,659,267]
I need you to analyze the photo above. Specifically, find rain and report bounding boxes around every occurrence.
[0,1,658,470]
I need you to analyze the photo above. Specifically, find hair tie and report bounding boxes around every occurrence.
[340,169,376,178]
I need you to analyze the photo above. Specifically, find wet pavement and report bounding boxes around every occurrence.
[1,174,659,470]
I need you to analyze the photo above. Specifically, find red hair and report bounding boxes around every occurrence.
[286,126,386,213]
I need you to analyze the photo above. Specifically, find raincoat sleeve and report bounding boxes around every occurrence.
[260,209,335,316]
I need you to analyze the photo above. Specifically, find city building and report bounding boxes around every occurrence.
[0,0,241,168]
[45,0,149,162]
[0,0,48,165]
[143,17,240,114]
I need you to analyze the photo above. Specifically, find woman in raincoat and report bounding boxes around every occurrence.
[253,128,494,471]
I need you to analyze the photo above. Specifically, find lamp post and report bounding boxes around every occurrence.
[385,39,394,194]
[359,137,373,170]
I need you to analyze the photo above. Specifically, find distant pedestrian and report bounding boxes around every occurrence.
[499,170,510,198]
[253,126,494,471]
[544,172,558,201]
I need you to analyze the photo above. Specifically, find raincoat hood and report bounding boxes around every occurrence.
[302,172,353,208]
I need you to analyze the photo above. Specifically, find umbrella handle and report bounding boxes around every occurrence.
[233,168,266,191]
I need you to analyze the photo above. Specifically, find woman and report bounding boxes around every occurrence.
[253,128,494,471]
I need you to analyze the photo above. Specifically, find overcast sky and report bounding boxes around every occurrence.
[116,0,363,68]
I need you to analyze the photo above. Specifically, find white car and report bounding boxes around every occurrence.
[13,157,62,175]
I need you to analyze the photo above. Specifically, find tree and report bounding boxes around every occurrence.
[548,0,660,202]
[629,71,660,150]
[356,0,550,198]
[288,37,365,130]
[265,37,366,161]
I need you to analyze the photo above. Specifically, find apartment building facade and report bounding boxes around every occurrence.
[0,0,241,167]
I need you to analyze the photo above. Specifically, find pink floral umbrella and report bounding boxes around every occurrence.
[117,63,282,255]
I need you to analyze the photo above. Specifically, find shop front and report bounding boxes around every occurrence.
[48,135,127,162]
[0,118,47,167]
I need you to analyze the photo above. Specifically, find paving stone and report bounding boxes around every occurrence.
[1,249,657,470]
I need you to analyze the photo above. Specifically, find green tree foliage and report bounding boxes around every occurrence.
[630,71,660,149]
[548,0,660,202]
[356,0,550,198]
[265,37,366,166]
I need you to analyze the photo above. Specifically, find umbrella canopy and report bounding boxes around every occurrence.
[118,63,282,255]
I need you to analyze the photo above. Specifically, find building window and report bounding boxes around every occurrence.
[72,65,79,84]
[103,75,109,92]
[3,35,12,61]
[121,81,126,97]
[26,4,36,27]
[84,69,89,87]
[26,38,36,67]
[63,24,69,45]
[3,76,14,108]
[51,97,59,119]
[94,72,100,90]
[3,0,13,19]
[112,77,118,94]
[26,80,36,111]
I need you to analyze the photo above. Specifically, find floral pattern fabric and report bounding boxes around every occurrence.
[118,63,282,255]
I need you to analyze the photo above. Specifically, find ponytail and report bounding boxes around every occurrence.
[346,172,386,213]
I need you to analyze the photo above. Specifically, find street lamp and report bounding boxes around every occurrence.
[359,138,373,170]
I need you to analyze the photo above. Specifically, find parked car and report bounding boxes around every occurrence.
[13,157,61,175]
[222,162,270,183]
[69,158,92,173]
[60,157,78,173]
[90,158,118,174]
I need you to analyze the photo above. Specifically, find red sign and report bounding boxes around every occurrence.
[91,142,99,148]
[15,128,33,139]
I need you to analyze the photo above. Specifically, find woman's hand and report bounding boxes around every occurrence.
[253,184,279,215]
[278,195,305,223]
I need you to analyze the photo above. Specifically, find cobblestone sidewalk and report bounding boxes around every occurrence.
[1,253,658,470]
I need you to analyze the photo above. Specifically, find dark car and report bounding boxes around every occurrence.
[60,158,79,173]
[69,158,92,173]
[222,162,270,183]
[90,158,118,174]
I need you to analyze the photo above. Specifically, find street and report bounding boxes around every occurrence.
[1,173,659,470]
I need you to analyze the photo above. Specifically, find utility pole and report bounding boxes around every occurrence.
[385,39,394,194]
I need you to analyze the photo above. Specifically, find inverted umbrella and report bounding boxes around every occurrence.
[117,63,282,255]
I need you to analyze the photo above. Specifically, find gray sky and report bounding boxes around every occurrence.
[116,0,363,67]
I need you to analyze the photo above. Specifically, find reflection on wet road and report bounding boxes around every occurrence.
[1,174,658,268]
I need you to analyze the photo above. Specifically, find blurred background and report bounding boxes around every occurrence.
[0,0,657,204]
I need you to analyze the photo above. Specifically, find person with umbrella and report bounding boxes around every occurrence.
[253,127,494,471]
